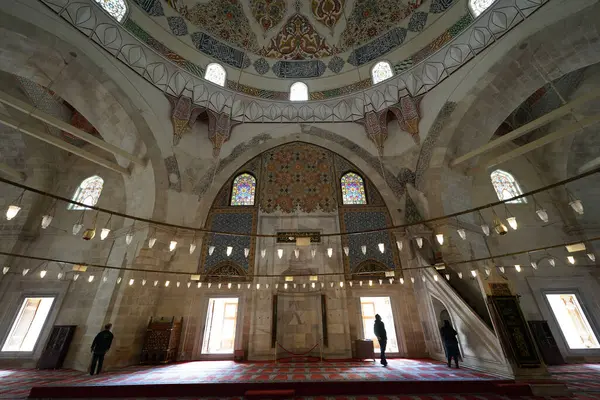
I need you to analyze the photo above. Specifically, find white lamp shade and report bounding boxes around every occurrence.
[208,283,212,288]
[457,272,463,279]
[378,243,385,253]
[41,215,53,229]
[569,199,584,215]
[343,246,349,256]
[57,272,64,280]
[6,205,21,220]
[536,209,549,223]
[177,282,181,287]
[22,268,30,276]
[340,281,344,287]
[311,249,316,258]
[189,243,197,254]
[530,261,538,270]
[198,282,202,288]
[445,274,450,281]
[170,241,178,252]
[587,253,596,262]
[277,248,283,259]
[294,249,299,259]
[228,282,232,289]
[410,277,415,283]
[125,232,133,245]
[507,217,518,230]
[154,280,159,287]
[142,279,147,286]
[416,237,423,248]
[433,274,438,282]
[261,249,267,258]
[208,245,215,255]
[327,248,333,258]
[436,234,444,245]
[73,273,80,281]
[457,228,467,240]
[567,256,575,264]
[226,246,233,256]
[40,270,47,278]
[498,266,505,273]
[72,223,83,235]
[400,278,404,284]
[485,268,490,276]
[549,258,556,267]
[369,280,373,286]
[361,245,367,255]
[470,270,477,277]
[2,267,9,275]
[89,275,95,283]
[244,248,250,258]
[148,237,157,248]
[187,282,191,288]
[515,265,521,272]
[117,277,122,284]
[129,279,135,286]
[396,241,403,251]
[481,224,490,236]
[218,283,221,289]
[100,228,111,240]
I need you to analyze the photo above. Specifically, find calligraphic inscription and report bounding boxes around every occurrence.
[490,296,541,368]
[276,231,321,243]
[489,283,512,296]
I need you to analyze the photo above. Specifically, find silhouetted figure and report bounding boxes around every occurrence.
[90,323,114,375]
[374,314,388,366]
[440,320,459,368]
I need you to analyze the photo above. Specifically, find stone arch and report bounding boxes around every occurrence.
[195,130,405,226]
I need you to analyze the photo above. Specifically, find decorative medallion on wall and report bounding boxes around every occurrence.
[272,60,327,78]
[250,0,287,32]
[311,0,345,30]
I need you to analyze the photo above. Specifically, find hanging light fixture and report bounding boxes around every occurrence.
[515,265,522,272]
[504,205,518,230]
[244,248,250,258]
[492,208,508,235]
[567,256,575,265]
[209,245,215,255]
[532,196,549,223]
[361,245,367,255]
[190,242,197,255]
[100,214,112,240]
[238,283,242,289]
[311,248,316,258]
[329,282,334,288]
[369,280,373,286]
[89,275,95,283]
[170,240,178,252]
[457,272,463,279]
[416,237,423,248]
[294,249,300,259]
[548,257,556,267]
[73,273,80,281]
[378,243,385,253]
[470,270,477,277]
[339,281,344,288]
[479,211,490,236]
[433,274,438,282]
[40,269,47,278]
[327,248,333,258]
[587,253,596,262]
[484,268,490,276]
[349,281,353,287]
[498,266,505,273]
[117,276,123,284]
[5,190,25,220]
[41,202,56,229]
[456,217,467,240]
[400,278,405,284]
[165,280,170,287]
[436,234,444,245]
[396,241,403,251]
[197,282,202,288]
[284,283,288,290]
[343,246,349,256]
[129,278,135,286]
[83,211,99,241]
[256,283,260,290]
[277,248,283,259]
[566,189,584,215]
[148,228,157,248]
[207,282,212,288]
[176,281,181,288]
[261,249,267,258]
[530,260,538,270]
[187,282,191,288]
[125,223,134,245]
[154,280,159,287]
[311,282,316,288]
[359,281,363,286]
[2,266,9,275]
[228,282,232,289]
[57,271,64,280]
[72,210,85,235]
[218,283,222,289]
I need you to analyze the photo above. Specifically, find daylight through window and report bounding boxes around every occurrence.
[490,169,527,204]
[94,0,128,22]
[371,61,394,84]
[469,0,495,17]
[231,173,256,206]
[205,63,226,87]
[69,175,104,210]
[290,82,309,101]
[546,294,600,350]
[341,172,367,205]
[2,297,55,352]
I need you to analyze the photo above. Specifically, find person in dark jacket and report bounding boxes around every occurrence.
[374,314,388,366]
[440,320,460,368]
[90,323,114,375]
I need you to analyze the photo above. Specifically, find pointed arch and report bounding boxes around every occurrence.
[230,173,256,206]
[94,0,128,22]
[490,169,527,204]
[371,61,394,84]
[290,82,309,101]
[468,0,495,18]
[204,63,226,87]
[68,175,104,210]
[341,172,367,205]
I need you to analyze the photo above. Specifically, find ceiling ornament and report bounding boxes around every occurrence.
[311,0,345,32]
[250,0,286,32]
[207,110,241,158]
[260,13,338,59]
[167,95,206,145]
[357,111,389,156]
[389,95,422,144]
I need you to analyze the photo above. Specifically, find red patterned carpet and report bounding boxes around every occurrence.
[0,359,597,399]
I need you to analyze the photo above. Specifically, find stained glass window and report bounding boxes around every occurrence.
[231,173,256,206]
[68,175,104,210]
[371,61,394,84]
[469,0,495,17]
[490,169,527,204]
[290,82,309,101]
[341,172,367,205]
[205,63,226,87]
[94,0,128,22]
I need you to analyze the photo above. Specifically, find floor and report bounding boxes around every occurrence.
[0,359,598,399]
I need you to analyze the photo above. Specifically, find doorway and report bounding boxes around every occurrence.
[202,298,239,355]
[360,296,399,353]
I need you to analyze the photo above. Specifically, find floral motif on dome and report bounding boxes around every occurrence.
[260,13,338,59]
[311,0,345,30]
[250,0,286,32]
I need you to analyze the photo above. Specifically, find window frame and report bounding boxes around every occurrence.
[289,81,309,102]
[230,172,257,207]
[68,175,104,210]
[340,171,368,205]
[0,293,58,358]
[490,169,527,204]
[93,0,129,23]
[370,60,394,85]
[204,63,227,87]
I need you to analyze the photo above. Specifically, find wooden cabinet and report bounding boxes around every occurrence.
[355,339,375,361]
[37,325,76,369]
[140,317,182,364]
[529,320,565,365]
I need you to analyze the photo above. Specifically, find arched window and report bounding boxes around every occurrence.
[94,0,128,22]
[490,169,527,204]
[231,173,256,206]
[290,82,309,101]
[341,172,367,205]
[68,176,104,210]
[205,63,226,87]
[371,61,394,84]
[469,0,495,17]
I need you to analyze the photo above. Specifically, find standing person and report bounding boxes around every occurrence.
[440,320,460,368]
[374,314,388,366]
[90,323,114,375]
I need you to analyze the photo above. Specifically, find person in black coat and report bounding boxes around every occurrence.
[374,314,388,366]
[440,320,460,368]
[90,323,114,375]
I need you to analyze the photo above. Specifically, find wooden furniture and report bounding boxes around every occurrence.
[354,339,375,361]
[37,325,76,369]
[140,317,182,364]
[529,320,565,365]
